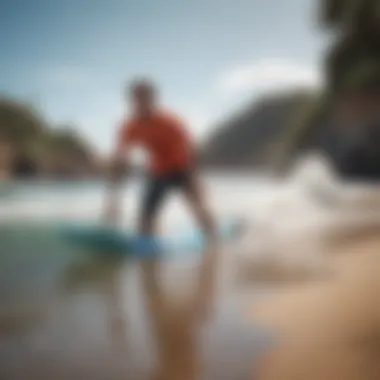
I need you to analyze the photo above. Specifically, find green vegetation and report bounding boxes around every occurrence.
[325,1,380,94]
[275,0,380,172]
[321,0,380,95]
[0,97,99,178]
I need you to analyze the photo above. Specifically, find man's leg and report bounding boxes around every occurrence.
[139,176,168,237]
[138,176,175,379]
[138,175,170,316]
[181,172,219,323]
[181,172,217,244]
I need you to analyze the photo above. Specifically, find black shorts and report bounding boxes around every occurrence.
[141,171,193,224]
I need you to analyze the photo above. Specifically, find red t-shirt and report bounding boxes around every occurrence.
[118,110,194,175]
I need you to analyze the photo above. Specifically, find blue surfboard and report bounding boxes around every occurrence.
[58,218,245,258]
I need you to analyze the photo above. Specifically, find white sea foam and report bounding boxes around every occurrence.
[1,161,380,281]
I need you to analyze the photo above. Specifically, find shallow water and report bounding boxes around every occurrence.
[0,169,376,379]
[0,175,283,379]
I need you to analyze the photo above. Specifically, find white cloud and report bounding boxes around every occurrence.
[185,112,212,139]
[168,103,215,140]
[217,59,322,97]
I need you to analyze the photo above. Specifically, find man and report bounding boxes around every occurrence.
[103,79,216,248]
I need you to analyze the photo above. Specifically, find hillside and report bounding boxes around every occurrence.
[202,0,380,178]
[200,91,317,170]
[0,97,101,179]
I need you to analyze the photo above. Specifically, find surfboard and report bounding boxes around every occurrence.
[58,218,245,258]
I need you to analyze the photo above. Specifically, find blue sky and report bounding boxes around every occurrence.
[0,0,325,153]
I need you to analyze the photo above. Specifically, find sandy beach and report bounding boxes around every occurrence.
[250,226,380,380]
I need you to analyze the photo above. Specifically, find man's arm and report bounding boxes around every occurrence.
[102,124,132,225]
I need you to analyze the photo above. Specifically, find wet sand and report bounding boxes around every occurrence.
[1,217,380,379]
[0,238,272,380]
[251,229,380,380]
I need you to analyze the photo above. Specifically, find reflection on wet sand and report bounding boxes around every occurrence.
[62,257,129,348]
[3,228,262,380]
[139,247,218,380]
[60,244,220,379]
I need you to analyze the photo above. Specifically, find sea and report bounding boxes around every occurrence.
[1,154,380,379]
